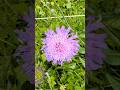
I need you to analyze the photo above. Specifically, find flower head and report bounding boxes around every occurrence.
[86,16,107,70]
[15,7,35,84]
[42,26,79,65]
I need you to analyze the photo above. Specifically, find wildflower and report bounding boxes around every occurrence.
[15,7,35,84]
[86,16,107,70]
[42,26,79,65]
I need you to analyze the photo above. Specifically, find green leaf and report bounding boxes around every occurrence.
[106,53,120,65]
[75,85,81,90]
[48,76,56,88]
[13,3,28,14]
[106,73,120,90]
[14,66,28,90]
[80,47,85,54]
[66,3,71,8]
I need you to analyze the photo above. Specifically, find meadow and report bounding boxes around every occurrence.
[35,0,85,90]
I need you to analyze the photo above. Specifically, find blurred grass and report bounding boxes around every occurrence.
[35,0,85,89]
[35,0,85,18]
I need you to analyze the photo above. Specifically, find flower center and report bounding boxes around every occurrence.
[55,42,64,52]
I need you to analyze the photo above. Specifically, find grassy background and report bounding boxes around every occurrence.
[35,0,85,90]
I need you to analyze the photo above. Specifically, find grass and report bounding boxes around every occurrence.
[35,0,85,89]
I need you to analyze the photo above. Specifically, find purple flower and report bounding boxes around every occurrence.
[86,16,107,70]
[42,26,79,65]
[15,7,35,84]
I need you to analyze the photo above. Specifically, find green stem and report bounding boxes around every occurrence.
[46,72,53,90]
